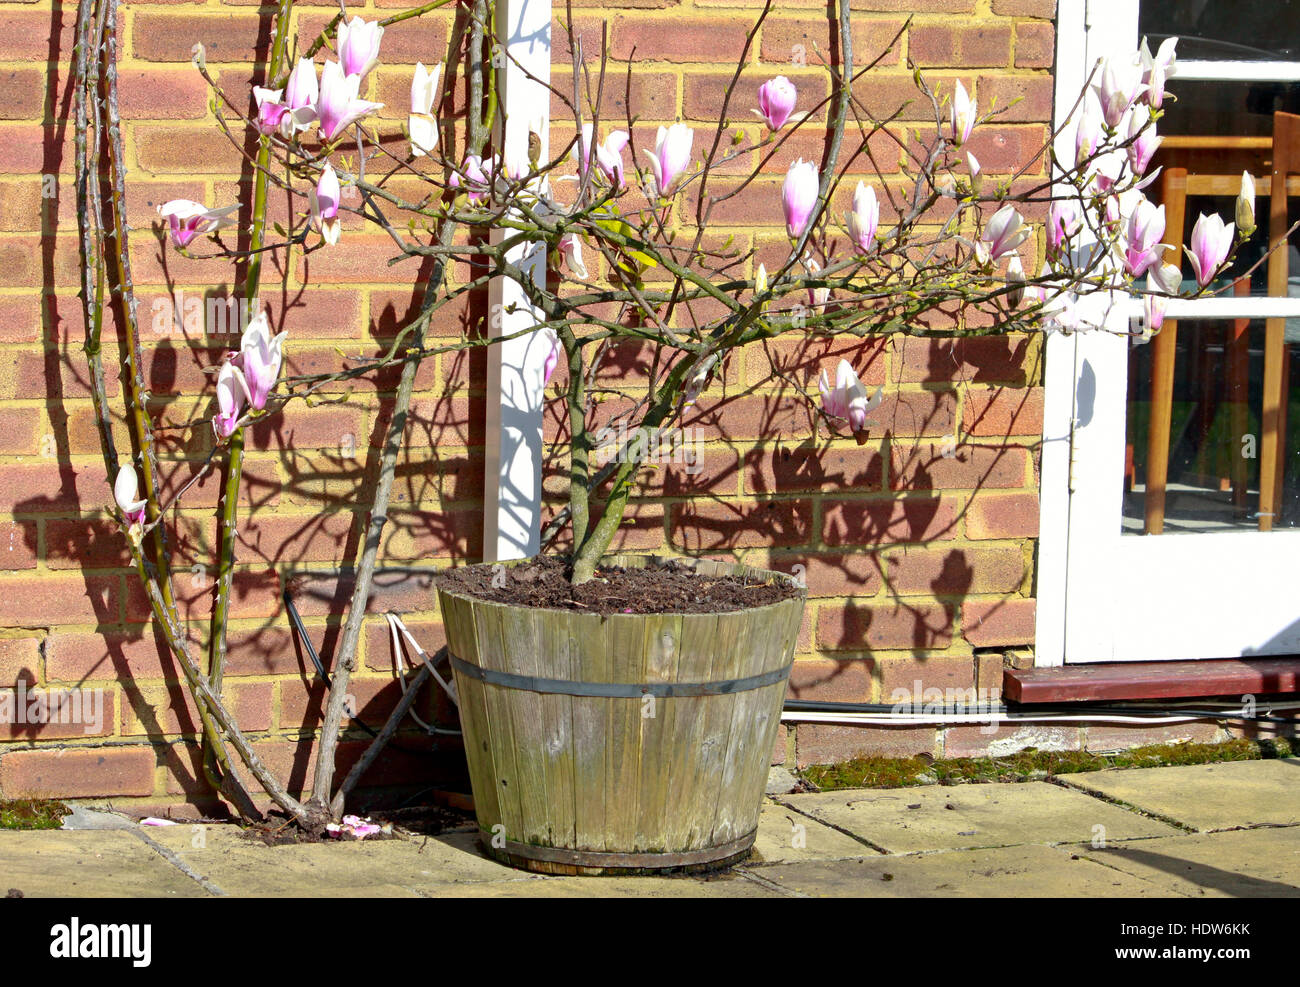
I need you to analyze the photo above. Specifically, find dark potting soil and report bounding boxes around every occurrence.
[436,555,800,615]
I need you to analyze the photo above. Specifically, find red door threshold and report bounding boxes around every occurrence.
[1003,657,1300,703]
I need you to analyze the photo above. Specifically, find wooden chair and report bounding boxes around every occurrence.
[1258,111,1300,532]
[1143,117,1300,534]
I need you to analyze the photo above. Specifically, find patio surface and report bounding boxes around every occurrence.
[3,758,1297,897]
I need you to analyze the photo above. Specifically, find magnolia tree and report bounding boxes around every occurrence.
[73,0,1253,828]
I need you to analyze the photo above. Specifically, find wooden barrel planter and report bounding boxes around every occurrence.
[436,554,806,875]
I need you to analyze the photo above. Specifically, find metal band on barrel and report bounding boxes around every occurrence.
[449,653,791,698]
[482,829,757,869]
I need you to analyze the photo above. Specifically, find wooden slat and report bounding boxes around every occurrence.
[1004,657,1300,703]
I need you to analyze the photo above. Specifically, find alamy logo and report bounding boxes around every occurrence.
[0,684,104,735]
[49,918,151,967]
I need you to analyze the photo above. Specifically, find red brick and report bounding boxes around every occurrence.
[944,724,1079,759]
[0,520,38,570]
[891,442,1029,490]
[976,74,1055,125]
[606,14,750,62]
[0,69,45,120]
[44,518,131,570]
[1085,722,1226,753]
[885,543,1025,595]
[1,746,156,798]
[795,722,938,766]
[962,597,1036,647]
[0,685,112,740]
[670,499,813,550]
[992,0,1055,16]
[965,490,1039,538]
[877,652,974,699]
[759,17,906,68]
[0,574,124,627]
[745,442,885,494]
[893,334,1034,384]
[788,657,874,702]
[818,600,954,651]
[822,496,961,546]
[909,24,1012,69]
[1015,22,1055,69]
[762,550,882,597]
[132,11,274,62]
[0,637,41,684]
[46,627,190,682]
[121,680,272,736]
[964,386,1044,436]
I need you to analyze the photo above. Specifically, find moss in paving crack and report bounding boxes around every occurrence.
[0,799,68,830]
[801,737,1296,791]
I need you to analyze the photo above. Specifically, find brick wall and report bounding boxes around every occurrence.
[0,0,1063,815]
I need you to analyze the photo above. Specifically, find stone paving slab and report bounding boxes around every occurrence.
[1058,759,1300,832]
[1082,827,1300,897]
[0,831,208,898]
[143,825,522,895]
[751,801,877,864]
[779,781,1180,853]
[750,843,1175,897]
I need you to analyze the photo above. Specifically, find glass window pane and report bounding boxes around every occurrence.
[1138,2,1300,62]
[1124,318,1300,533]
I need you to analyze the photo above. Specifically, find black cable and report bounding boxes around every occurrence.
[281,588,458,747]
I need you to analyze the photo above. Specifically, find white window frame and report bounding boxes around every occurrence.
[1037,0,1300,665]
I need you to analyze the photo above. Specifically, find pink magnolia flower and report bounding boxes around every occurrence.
[317,60,383,142]
[114,464,147,526]
[819,359,883,433]
[1096,53,1146,129]
[157,199,240,249]
[1143,260,1182,337]
[847,181,879,254]
[1126,104,1162,176]
[337,16,384,80]
[281,58,319,136]
[1006,253,1026,308]
[409,61,441,157]
[950,80,976,146]
[1139,36,1177,110]
[966,150,982,194]
[1075,95,1102,167]
[310,162,342,245]
[252,86,289,135]
[594,130,629,188]
[1236,171,1257,236]
[782,158,819,238]
[757,76,797,131]
[450,153,489,202]
[213,360,250,439]
[980,204,1031,263]
[233,310,285,410]
[575,125,630,188]
[1122,196,1167,278]
[1047,198,1081,257]
[1186,212,1235,288]
[558,232,588,280]
[643,123,693,197]
[540,327,561,385]
[1144,291,1169,337]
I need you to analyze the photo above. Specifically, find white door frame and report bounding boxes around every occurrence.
[1037,0,1300,665]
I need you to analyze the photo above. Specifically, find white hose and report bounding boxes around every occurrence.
[780,711,1219,726]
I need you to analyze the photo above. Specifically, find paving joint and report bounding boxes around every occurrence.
[130,829,226,897]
